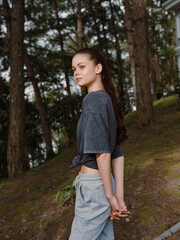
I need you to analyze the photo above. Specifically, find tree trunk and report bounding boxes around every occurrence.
[53,0,71,97]
[99,0,109,57]
[76,0,87,95]
[7,0,29,178]
[149,50,160,101]
[132,0,154,126]
[88,1,102,48]
[149,7,160,101]
[23,48,54,157]
[109,0,132,113]
[154,53,160,98]
[123,0,137,107]
[77,0,84,50]
[115,32,132,114]
[115,35,126,111]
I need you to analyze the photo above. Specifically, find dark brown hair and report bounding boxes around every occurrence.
[74,47,127,143]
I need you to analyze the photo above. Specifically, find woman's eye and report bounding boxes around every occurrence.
[80,66,85,69]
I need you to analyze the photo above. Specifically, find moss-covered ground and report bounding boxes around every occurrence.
[0,95,179,240]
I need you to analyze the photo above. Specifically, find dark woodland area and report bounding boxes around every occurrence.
[0,0,180,239]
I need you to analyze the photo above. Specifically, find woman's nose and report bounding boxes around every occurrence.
[74,69,79,76]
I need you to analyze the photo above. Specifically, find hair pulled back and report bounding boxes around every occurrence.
[74,47,127,143]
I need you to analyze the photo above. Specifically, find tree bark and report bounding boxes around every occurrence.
[123,0,137,107]
[99,0,109,57]
[7,0,29,178]
[132,0,154,126]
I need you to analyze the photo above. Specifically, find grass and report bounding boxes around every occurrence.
[0,95,180,240]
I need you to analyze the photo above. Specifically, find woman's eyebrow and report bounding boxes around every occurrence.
[72,62,85,68]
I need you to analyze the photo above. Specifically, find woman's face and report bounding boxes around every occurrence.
[72,53,102,88]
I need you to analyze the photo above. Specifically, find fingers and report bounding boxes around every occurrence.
[110,210,120,220]
[110,210,121,220]
[119,206,130,214]
[110,207,130,221]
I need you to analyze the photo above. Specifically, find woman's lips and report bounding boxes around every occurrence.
[76,78,82,82]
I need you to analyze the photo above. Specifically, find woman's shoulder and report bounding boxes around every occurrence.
[82,90,112,114]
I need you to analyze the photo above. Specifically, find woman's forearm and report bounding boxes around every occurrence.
[112,156,124,199]
[96,153,128,216]
[96,153,113,200]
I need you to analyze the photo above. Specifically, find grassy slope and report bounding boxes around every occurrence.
[0,95,180,240]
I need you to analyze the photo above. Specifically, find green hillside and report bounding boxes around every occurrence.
[0,95,180,240]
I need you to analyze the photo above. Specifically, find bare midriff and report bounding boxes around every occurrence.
[81,164,100,174]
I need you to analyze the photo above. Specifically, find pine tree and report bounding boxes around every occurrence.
[6,0,29,178]
[132,0,154,126]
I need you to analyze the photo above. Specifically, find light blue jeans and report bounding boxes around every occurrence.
[69,172,115,240]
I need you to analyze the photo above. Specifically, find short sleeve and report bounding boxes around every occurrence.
[111,144,124,160]
[83,111,111,154]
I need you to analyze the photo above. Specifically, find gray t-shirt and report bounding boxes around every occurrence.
[69,89,123,170]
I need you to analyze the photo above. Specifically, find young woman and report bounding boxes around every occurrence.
[69,48,130,240]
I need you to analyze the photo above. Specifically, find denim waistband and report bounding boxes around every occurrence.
[74,172,102,189]
[79,172,102,181]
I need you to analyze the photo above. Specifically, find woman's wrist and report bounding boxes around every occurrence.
[106,193,115,201]
[115,193,124,200]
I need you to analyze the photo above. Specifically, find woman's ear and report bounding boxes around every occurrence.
[95,63,103,74]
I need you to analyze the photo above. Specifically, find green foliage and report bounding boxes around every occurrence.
[55,177,76,206]
[147,0,178,97]
[47,92,83,147]
[25,100,45,167]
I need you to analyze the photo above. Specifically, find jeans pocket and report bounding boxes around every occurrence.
[79,184,92,203]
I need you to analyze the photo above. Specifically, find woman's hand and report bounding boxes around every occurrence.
[117,197,130,216]
[109,196,130,220]
[108,195,122,220]
[116,197,127,211]
[108,195,119,211]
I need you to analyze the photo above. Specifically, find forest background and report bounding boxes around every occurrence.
[0,0,180,239]
[0,0,179,179]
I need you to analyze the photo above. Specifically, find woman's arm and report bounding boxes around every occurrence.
[96,153,119,208]
[112,156,127,211]
[96,153,129,219]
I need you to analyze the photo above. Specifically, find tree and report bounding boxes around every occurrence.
[132,0,154,126]
[109,0,132,114]
[123,0,137,107]
[7,0,29,178]
[77,0,84,50]
[76,0,87,94]
[0,78,9,178]
[53,0,71,97]
[24,49,54,158]
[3,0,54,159]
